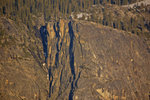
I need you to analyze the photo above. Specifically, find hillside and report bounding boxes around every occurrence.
[0,17,150,100]
[122,0,150,8]
[0,0,150,100]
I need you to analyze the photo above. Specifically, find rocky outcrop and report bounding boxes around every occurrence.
[42,19,78,100]
[0,17,150,100]
[40,19,150,100]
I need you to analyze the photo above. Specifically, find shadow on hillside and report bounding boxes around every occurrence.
[40,26,49,62]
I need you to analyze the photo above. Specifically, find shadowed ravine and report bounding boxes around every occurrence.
[40,25,52,97]
[68,21,76,100]
[40,26,49,63]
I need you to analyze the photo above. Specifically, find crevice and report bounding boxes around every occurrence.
[55,52,59,67]
[68,21,75,77]
[75,71,81,88]
[40,26,49,63]
[68,21,76,100]
[53,22,60,38]
[54,22,61,68]
[40,25,53,98]
[69,82,75,100]
[48,68,53,98]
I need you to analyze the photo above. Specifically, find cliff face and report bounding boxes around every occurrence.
[41,19,79,100]
[0,18,150,100]
[41,19,150,100]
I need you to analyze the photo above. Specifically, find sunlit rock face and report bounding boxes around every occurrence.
[42,19,150,100]
[0,17,150,100]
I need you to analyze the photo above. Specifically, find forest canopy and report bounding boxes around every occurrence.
[0,0,142,21]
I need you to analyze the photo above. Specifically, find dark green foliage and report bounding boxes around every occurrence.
[0,0,142,21]
[0,0,145,35]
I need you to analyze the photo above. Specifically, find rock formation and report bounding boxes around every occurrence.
[0,17,150,100]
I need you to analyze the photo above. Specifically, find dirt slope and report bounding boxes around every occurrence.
[0,18,150,100]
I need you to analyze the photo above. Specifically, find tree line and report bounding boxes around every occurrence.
[0,0,145,34]
[0,0,142,21]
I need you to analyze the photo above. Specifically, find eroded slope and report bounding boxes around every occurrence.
[0,18,150,100]
[44,20,150,100]
[0,17,49,100]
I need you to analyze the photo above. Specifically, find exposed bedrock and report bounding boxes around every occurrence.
[40,19,150,100]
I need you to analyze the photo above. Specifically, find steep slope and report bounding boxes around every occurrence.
[42,19,150,100]
[0,17,49,100]
[0,17,150,100]
[70,21,150,100]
